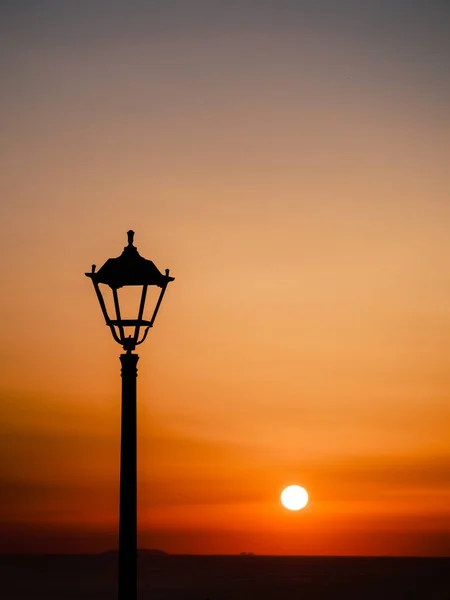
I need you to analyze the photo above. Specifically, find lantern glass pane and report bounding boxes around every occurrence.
[141,285,163,323]
[98,283,115,322]
[116,286,142,322]
[115,284,161,340]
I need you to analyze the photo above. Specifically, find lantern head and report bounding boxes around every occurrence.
[86,231,174,352]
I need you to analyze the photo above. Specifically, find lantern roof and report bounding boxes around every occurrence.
[86,230,174,289]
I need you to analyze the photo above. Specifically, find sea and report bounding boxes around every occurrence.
[0,554,448,599]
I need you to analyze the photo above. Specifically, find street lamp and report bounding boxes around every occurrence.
[85,230,174,599]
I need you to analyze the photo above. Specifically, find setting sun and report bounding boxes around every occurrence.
[280,486,309,511]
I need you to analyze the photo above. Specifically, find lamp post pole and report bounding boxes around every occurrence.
[118,351,139,600]
[85,231,174,600]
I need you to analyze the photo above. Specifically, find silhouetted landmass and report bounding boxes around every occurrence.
[0,554,448,599]
[101,548,168,557]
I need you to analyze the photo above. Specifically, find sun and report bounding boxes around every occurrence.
[281,485,309,510]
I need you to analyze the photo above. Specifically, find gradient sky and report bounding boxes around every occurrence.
[0,0,449,555]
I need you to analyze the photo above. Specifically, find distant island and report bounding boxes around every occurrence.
[239,552,255,556]
[101,549,168,557]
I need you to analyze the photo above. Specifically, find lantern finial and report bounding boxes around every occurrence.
[127,230,135,246]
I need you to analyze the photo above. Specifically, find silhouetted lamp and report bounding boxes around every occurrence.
[86,229,174,352]
[85,230,174,600]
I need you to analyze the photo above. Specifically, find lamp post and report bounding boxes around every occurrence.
[85,230,174,600]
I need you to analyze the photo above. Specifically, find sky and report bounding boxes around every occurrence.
[0,0,449,555]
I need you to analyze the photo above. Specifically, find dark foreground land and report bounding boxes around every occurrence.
[0,554,449,599]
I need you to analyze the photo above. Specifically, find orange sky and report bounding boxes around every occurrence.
[0,1,449,555]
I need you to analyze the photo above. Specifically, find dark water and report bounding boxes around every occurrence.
[0,554,449,599]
